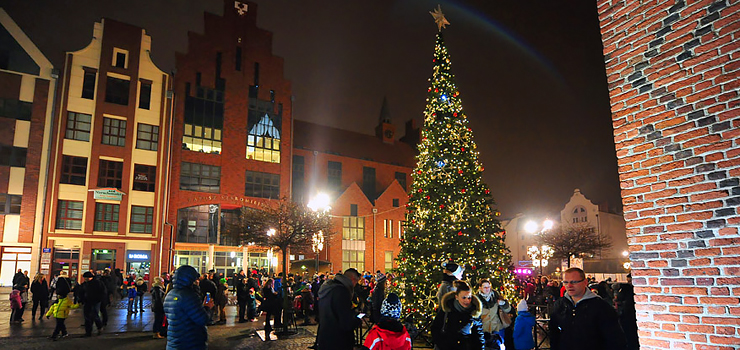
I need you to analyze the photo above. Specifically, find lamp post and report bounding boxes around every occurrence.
[308,192,331,275]
[528,245,554,276]
[266,228,275,276]
[312,230,324,275]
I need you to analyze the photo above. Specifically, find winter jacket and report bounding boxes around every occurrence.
[45,296,80,319]
[136,280,148,296]
[478,293,512,333]
[260,285,279,313]
[151,285,165,313]
[81,278,107,304]
[513,311,536,350]
[549,289,626,350]
[127,286,138,299]
[215,281,227,307]
[300,289,314,312]
[317,274,362,350]
[436,274,457,305]
[363,317,412,350]
[31,279,49,301]
[164,265,210,350]
[9,290,22,309]
[431,291,485,350]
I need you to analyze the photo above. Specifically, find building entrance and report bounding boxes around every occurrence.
[91,249,116,272]
[51,248,80,280]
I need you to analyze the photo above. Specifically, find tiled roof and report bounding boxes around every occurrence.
[292,120,417,168]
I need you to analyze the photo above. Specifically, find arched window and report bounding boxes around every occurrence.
[572,205,588,224]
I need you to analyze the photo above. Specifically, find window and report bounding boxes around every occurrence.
[180,162,220,193]
[0,193,22,214]
[65,112,91,141]
[97,160,123,189]
[384,251,393,271]
[398,220,404,239]
[132,164,156,192]
[60,156,87,185]
[0,98,32,121]
[235,47,242,71]
[0,145,27,167]
[247,98,281,163]
[138,81,151,110]
[342,250,364,272]
[102,117,127,146]
[328,161,342,191]
[350,204,358,217]
[105,76,130,105]
[176,204,219,243]
[56,200,83,230]
[114,52,126,69]
[130,206,154,233]
[245,170,280,199]
[94,203,119,232]
[392,198,399,207]
[136,123,159,151]
[81,70,96,99]
[342,216,364,240]
[383,219,387,238]
[292,155,305,202]
[183,86,223,154]
[395,172,407,191]
[389,219,393,238]
[363,167,376,199]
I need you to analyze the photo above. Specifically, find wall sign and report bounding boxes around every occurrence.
[127,250,150,261]
[90,188,126,201]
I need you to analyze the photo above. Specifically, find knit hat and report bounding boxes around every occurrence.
[220,278,227,284]
[376,272,387,283]
[381,293,402,319]
[83,271,94,278]
[443,262,459,273]
[517,299,528,313]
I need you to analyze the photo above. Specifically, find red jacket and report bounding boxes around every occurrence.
[9,290,22,309]
[363,321,412,350]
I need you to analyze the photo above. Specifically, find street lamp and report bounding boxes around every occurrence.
[266,228,275,275]
[528,245,554,276]
[312,230,324,275]
[308,192,331,274]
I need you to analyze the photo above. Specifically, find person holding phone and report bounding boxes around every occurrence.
[164,265,215,350]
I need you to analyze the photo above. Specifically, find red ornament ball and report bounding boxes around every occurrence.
[472,265,476,270]
[426,195,431,200]
[458,231,463,236]
[440,204,445,209]
[461,147,465,151]
[453,112,458,117]
[485,189,490,194]
[461,189,466,193]
[481,238,486,243]
[412,286,417,291]
[418,188,423,193]
[458,170,463,174]
[434,88,439,93]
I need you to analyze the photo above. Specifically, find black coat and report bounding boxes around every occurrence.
[317,275,361,350]
[431,291,485,350]
[549,291,626,350]
[55,277,71,297]
[200,278,217,300]
[81,278,107,304]
[31,280,49,301]
[151,285,165,313]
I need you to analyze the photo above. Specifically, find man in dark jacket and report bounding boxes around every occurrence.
[235,270,248,323]
[616,274,639,350]
[549,268,626,350]
[80,271,106,337]
[164,265,214,350]
[199,273,217,325]
[317,268,362,350]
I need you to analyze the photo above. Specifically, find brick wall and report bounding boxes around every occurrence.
[597,0,739,348]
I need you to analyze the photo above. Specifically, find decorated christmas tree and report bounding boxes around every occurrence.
[394,6,515,328]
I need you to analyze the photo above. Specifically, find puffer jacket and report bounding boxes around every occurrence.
[431,291,485,350]
[9,290,22,309]
[549,289,626,350]
[478,293,512,333]
[45,296,80,319]
[164,265,210,350]
[363,317,412,350]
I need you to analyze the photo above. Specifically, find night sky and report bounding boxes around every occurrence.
[3,0,622,219]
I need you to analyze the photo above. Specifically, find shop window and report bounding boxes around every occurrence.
[105,76,130,105]
[65,112,92,141]
[130,206,154,233]
[56,200,83,230]
[94,203,119,232]
[342,216,364,240]
[245,170,280,199]
[132,164,156,192]
[136,123,159,151]
[60,155,87,185]
[102,117,127,147]
[180,162,220,193]
[97,159,123,189]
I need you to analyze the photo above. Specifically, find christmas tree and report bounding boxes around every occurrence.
[394,7,515,328]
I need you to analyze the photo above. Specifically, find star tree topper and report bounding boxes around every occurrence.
[429,5,450,32]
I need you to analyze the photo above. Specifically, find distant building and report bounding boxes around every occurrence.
[41,18,172,282]
[0,9,57,286]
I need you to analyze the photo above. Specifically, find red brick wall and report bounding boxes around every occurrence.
[597,0,740,348]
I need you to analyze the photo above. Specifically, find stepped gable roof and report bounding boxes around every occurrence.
[293,119,417,168]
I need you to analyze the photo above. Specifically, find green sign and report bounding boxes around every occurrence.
[90,188,126,201]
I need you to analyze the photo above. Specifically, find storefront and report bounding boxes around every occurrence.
[126,250,151,280]
[0,246,33,287]
[91,249,117,272]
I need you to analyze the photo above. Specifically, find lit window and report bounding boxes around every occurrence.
[183,86,223,154]
[342,249,364,272]
[342,216,364,240]
[246,113,280,163]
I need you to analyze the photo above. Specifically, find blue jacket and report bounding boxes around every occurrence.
[513,311,536,350]
[164,266,210,350]
[127,286,137,299]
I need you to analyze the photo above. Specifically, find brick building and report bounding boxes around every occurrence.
[165,1,293,277]
[41,18,172,282]
[0,9,57,286]
[597,0,739,348]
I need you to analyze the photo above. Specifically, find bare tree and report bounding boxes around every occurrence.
[536,224,612,267]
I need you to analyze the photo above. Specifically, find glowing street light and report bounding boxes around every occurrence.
[528,245,554,275]
[308,192,331,212]
[312,230,325,274]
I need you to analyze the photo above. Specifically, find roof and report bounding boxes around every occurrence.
[293,120,417,168]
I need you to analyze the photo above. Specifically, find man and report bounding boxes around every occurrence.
[317,268,362,350]
[199,272,218,325]
[164,265,215,350]
[13,269,25,288]
[235,270,248,323]
[436,261,463,305]
[549,268,626,350]
[80,271,106,337]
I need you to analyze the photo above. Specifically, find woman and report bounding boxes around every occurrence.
[261,278,279,336]
[431,280,485,350]
[151,277,166,339]
[478,279,512,349]
[31,273,49,320]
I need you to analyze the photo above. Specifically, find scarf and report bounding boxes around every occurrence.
[479,291,492,302]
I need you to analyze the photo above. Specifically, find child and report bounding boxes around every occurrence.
[45,293,80,340]
[247,288,258,321]
[363,293,412,350]
[9,287,22,323]
[126,281,138,314]
[513,300,536,350]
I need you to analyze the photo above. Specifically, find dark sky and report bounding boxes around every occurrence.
[3,0,622,219]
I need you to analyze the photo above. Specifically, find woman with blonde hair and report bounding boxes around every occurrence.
[151,276,166,338]
[31,273,49,320]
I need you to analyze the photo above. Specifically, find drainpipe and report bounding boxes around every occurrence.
[372,208,377,272]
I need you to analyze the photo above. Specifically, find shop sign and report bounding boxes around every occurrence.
[43,248,52,253]
[127,250,150,261]
[89,188,126,201]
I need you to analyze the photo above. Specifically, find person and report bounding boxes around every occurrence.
[80,271,105,337]
[549,268,626,350]
[437,261,464,305]
[199,272,217,325]
[13,269,25,287]
[164,265,215,350]
[363,293,412,350]
[235,270,248,323]
[431,280,485,350]
[300,283,315,325]
[261,278,280,337]
[247,287,258,322]
[101,268,116,304]
[45,291,80,340]
[216,277,228,324]
[151,276,167,339]
[31,273,50,320]
[136,277,148,313]
[513,300,535,350]
[9,286,23,323]
[126,281,138,314]
[370,272,389,324]
[55,270,72,301]
[478,279,512,349]
[615,274,639,350]
[317,268,363,350]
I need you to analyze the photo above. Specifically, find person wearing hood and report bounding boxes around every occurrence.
[164,265,214,350]
[317,268,362,350]
[513,300,535,350]
[549,268,626,350]
[432,280,485,350]
[363,293,412,350]
[437,261,464,305]
[477,279,512,349]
